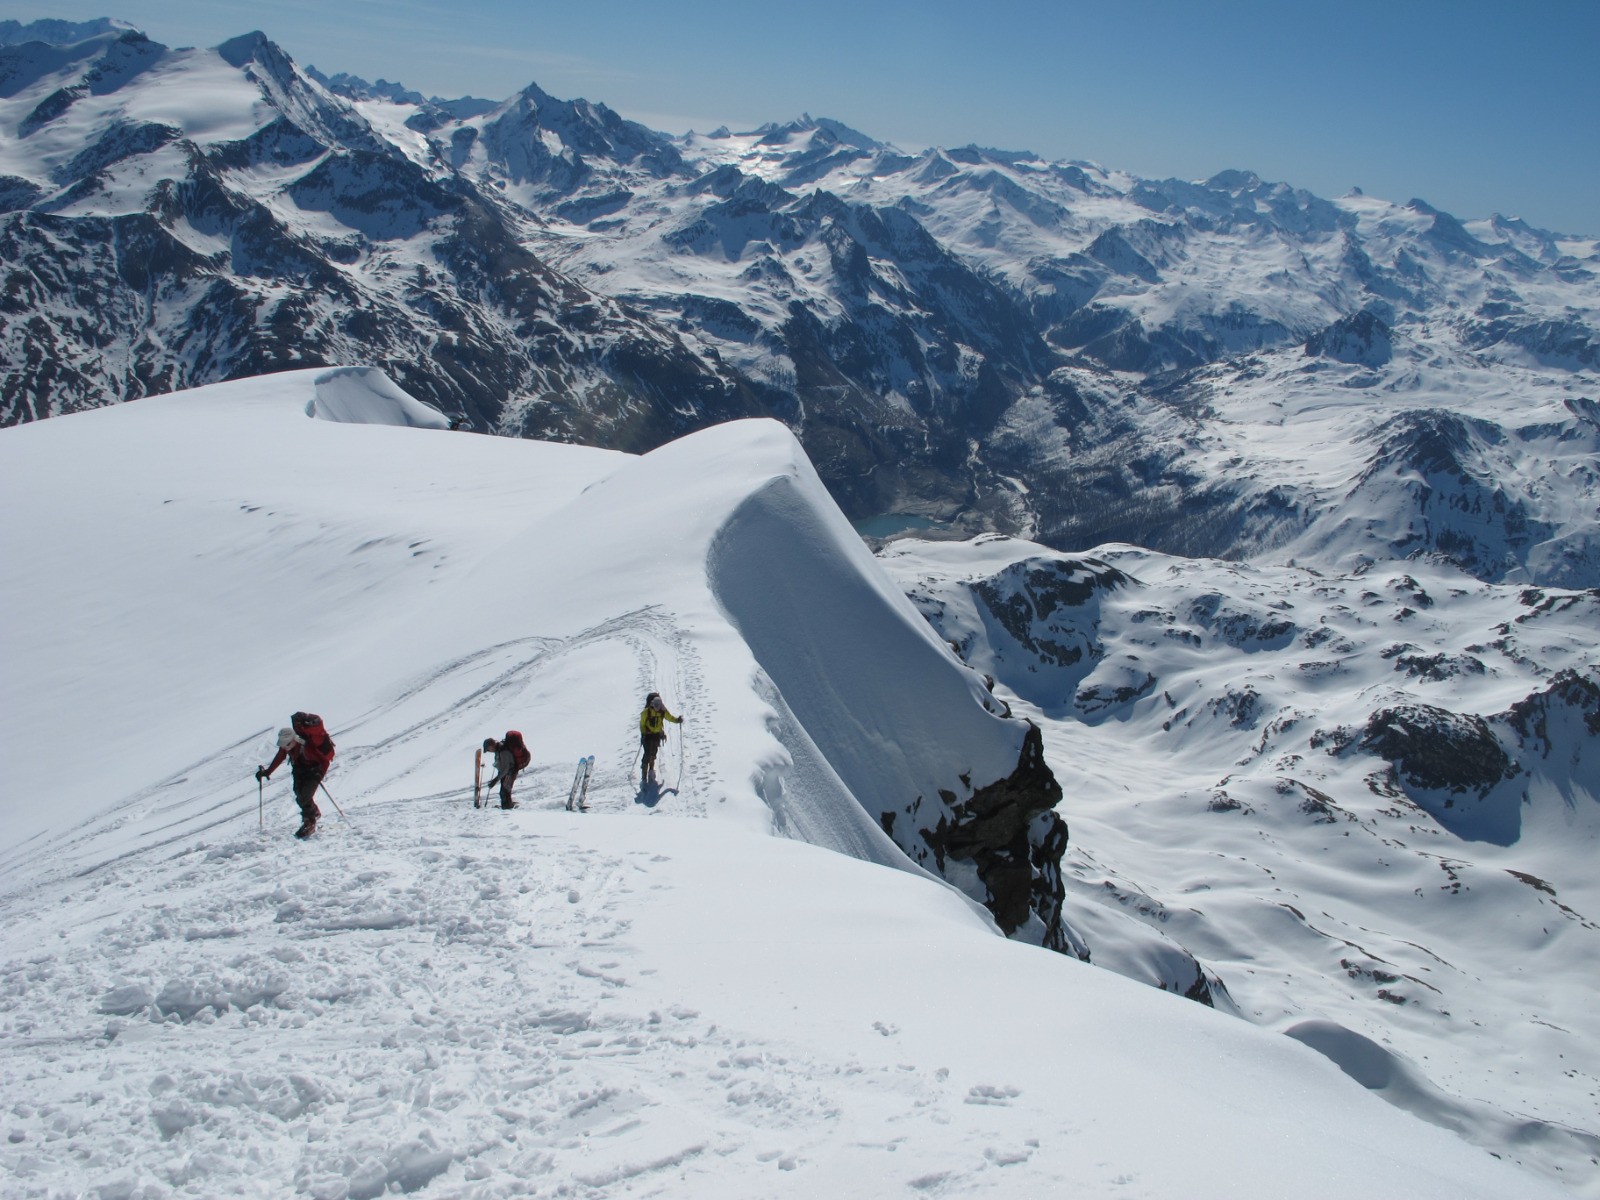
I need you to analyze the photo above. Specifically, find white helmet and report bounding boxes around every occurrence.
[277,727,301,749]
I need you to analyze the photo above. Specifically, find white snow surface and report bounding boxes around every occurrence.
[309,366,452,428]
[0,373,1568,1198]
[881,533,1600,1193]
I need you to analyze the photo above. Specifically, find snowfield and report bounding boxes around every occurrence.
[880,534,1600,1192]
[0,369,1574,1198]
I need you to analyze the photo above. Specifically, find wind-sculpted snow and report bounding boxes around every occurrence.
[0,373,1058,944]
[7,370,1569,1197]
[883,534,1600,1188]
[308,365,451,427]
[707,465,1070,948]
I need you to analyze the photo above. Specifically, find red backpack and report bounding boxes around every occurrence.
[504,730,531,770]
[292,712,336,770]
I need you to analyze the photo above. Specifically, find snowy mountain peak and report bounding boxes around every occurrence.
[2,19,1598,597]
[747,113,886,152]
[1203,167,1262,191]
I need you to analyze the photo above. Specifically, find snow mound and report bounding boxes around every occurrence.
[308,365,451,427]
[1286,1020,1600,1168]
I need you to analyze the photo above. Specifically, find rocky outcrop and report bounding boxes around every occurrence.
[1305,310,1393,366]
[1503,668,1600,750]
[1360,703,1513,796]
[914,723,1070,952]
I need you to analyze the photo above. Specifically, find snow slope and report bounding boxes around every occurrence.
[0,370,1567,1198]
[882,533,1600,1192]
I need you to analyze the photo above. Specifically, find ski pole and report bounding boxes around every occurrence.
[258,774,264,831]
[318,780,350,823]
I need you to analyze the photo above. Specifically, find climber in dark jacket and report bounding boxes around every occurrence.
[483,731,528,809]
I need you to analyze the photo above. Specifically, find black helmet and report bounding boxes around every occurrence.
[483,737,496,751]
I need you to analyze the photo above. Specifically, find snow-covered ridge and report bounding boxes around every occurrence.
[0,370,1063,943]
[0,370,1572,1199]
[308,364,452,426]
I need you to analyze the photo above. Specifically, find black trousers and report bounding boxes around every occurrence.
[291,764,323,825]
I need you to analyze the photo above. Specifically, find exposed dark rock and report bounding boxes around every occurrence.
[1076,671,1157,715]
[1360,703,1514,796]
[1305,309,1393,366]
[919,723,1071,952]
[1503,669,1600,750]
[1380,643,1487,682]
[973,556,1131,667]
[1207,686,1265,729]
[1186,592,1296,648]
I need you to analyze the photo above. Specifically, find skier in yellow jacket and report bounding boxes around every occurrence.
[638,691,682,784]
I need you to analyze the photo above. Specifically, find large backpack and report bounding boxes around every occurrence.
[504,730,531,770]
[292,711,336,770]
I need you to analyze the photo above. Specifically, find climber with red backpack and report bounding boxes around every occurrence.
[257,711,336,839]
[483,730,531,809]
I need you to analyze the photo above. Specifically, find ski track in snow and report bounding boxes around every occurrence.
[2,607,710,899]
[1,809,1035,1199]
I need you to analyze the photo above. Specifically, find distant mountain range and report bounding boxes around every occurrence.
[1,20,1596,588]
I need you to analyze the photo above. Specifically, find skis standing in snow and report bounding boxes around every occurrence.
[482,731,530,809]
[256,711,336,838]
[638,693,683,785]
[566,756,594,811]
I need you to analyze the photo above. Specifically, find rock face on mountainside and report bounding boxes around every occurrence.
[4,23,1597,585]
[912,722,1070,947]
[1359,704,1513,796]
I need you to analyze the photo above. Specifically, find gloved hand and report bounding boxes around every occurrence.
[256,766,269,781]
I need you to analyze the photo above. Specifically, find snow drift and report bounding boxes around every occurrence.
[307,366,452,427]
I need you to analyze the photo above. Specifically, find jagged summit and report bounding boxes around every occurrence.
[746,112,887,151]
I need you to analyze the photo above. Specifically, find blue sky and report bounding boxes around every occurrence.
[16,1,1600,234]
